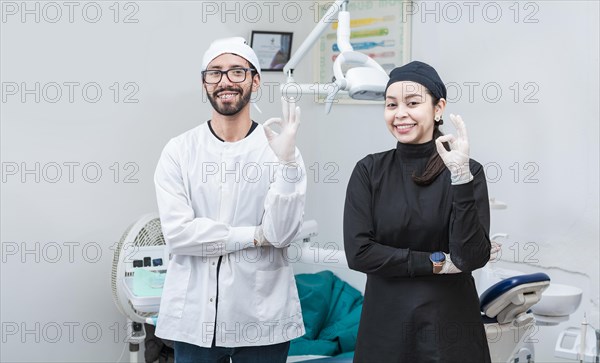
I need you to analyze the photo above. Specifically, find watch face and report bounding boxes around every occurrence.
[431,251,445,263]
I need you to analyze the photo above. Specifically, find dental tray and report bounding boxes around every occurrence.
[123,276,162,313]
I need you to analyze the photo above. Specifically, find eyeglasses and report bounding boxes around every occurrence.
[202,67,255,84]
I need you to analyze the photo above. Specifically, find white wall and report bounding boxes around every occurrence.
[1,1,598,362]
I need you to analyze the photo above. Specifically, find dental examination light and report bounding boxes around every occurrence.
[282,0,389,114]
[325,51,389,113]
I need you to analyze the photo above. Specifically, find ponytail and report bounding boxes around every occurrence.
[412,96,449,185]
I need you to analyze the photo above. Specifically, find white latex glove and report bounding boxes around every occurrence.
[263,97,301,163]
[489,241,502,262]
[439,253,462,274]
[435,114,473,185]
[253,225,270,247]
[440,242,502,274]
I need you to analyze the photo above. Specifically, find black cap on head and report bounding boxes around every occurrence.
[385,61,446,100]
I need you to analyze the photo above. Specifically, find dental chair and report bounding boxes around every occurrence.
[290,244,551,363]
[480,272,551,363]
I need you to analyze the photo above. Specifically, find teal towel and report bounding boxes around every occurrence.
[289,271,363,357]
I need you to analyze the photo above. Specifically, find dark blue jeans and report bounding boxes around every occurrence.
[174,340,290,363]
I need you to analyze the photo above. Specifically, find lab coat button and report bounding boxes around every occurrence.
[210,298,213,302]
[212,262,216,266]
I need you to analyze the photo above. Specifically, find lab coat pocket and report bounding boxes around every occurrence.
[160,260,191,319]
[255,267,294,321]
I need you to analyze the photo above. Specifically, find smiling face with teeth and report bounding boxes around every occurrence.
[204,53,259,117]
[384,81,446,144]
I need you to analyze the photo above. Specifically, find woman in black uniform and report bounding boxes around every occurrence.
[344,61,493,362]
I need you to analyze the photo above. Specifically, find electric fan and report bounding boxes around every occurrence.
[111,213,169,362]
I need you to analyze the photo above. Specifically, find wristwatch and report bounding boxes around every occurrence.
[430,252,446,274]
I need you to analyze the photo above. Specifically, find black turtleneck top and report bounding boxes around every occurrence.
[344,140,492,362]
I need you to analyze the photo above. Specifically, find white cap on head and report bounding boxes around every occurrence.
[202,37,262,77]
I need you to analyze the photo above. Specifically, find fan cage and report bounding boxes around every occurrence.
[111,216,166,320]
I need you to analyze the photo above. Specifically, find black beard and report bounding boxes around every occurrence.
[207,86,252,116]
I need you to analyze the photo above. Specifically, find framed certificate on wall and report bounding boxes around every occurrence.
[250,31,294,72]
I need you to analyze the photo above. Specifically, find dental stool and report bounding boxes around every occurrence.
[480,272,551,363]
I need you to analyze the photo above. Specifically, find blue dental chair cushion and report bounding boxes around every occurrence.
[479,272,550,324]
[479,272,550,312]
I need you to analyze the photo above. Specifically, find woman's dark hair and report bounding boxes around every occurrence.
[412,94,449,186]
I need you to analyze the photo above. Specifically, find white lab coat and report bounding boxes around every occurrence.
[153,122,306,348]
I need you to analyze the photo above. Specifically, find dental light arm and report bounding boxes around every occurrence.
[335,8,353,53]
[282,0,389,113]
[283,0,349,77]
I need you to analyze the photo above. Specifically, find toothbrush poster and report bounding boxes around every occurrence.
[313,0,411,103]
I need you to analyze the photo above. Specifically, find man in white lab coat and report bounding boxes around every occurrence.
[154,37,306,363]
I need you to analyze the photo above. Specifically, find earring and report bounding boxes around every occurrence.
[434,115,441,122]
